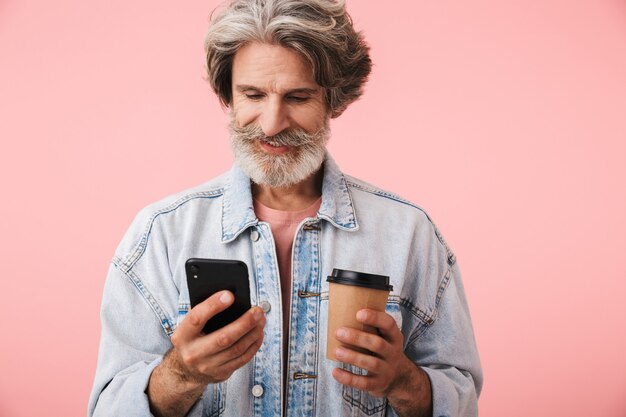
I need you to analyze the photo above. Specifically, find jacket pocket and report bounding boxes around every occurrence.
[202,382,226,417]
[341,363,387,416]
[339,301,402,416]
[385,299,403,330]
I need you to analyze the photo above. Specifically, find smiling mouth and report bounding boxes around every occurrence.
[258,138,291,155]
[261,138,285,148]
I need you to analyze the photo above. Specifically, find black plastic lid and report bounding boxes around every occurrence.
[326,268,393,291]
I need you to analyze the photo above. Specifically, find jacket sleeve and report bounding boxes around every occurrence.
[88,262,165,416]
[87,262,205,417]
[407,261,483,417]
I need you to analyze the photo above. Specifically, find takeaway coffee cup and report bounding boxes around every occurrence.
[326,268,393,361]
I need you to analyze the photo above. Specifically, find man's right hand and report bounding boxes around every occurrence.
[147,290,266,417]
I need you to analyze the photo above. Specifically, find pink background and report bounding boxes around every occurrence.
[1,0,625,415]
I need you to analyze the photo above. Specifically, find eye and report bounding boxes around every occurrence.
[244,93,264,101]
[287,96,310,103]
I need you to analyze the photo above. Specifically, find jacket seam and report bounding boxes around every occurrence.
[316,173,359,230]
[346,180,419,209]
[346,180,456,266]
[407,267,453,344]
[399,297,435,325]
[112,257,175,337]
[338,173,358,228]
[119,189,225,270]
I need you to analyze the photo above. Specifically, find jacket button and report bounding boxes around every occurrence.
[260,300,271,313]
[252,384,264,397]
[250,229,260,242]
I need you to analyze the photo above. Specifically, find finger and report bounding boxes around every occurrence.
[210,318,265,366]
[334,346,384,374]
[214,320,263,366]
[356,309,402,344]
[335,327,389,358]
[176,307,264,372]
[217,328,264,378]
[185,320,264,380]
[206,306,265,354]
[332,367,383,396]
[174,291,235,344]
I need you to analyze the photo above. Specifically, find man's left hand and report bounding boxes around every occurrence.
[331,309,433,417]
[331,308,412,397]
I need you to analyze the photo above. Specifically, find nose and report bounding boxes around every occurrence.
[259,97,290,137]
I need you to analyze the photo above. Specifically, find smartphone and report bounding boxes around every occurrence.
[185,258,251,334]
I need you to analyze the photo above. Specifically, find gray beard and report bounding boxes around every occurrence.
[229,118,330,188]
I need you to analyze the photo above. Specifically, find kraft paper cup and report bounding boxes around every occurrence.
[326,269,393,361]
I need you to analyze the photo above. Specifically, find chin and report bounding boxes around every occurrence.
[238,149,324,188]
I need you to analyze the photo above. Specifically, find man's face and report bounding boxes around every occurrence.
[229,42,330,188]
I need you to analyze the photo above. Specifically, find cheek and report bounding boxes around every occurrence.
[232,103,258,127]
[292,107,327,132]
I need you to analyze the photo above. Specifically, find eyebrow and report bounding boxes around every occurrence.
[235,85,320,95]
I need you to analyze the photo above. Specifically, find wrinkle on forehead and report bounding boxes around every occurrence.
[232,42,319,94]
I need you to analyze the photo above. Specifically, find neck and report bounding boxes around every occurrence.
[252,167,323,211]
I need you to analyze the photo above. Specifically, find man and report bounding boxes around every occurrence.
[88,0,482,416]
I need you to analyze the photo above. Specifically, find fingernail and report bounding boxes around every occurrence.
[335,347,346,358]
[336,328,347,339]
[357,310,367,321]
[220,291,233,304]
[252,308,263,322]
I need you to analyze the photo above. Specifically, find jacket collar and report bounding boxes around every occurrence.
[221,153,358,243]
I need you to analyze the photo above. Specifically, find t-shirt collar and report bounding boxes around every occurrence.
[221,152,359,243]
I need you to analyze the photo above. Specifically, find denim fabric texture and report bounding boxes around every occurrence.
[88,154,482,417]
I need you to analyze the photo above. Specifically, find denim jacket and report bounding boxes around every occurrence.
[88,154,482,417]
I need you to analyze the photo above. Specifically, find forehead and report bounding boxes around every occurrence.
[231,42,319,91]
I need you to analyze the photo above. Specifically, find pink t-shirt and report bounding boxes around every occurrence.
[253,197,322,365]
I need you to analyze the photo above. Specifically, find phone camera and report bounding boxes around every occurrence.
[190,265,199,278]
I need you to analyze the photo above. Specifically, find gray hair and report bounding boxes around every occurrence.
[204,0,372,118]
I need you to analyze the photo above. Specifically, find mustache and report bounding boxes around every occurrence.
[229,121,327,147]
